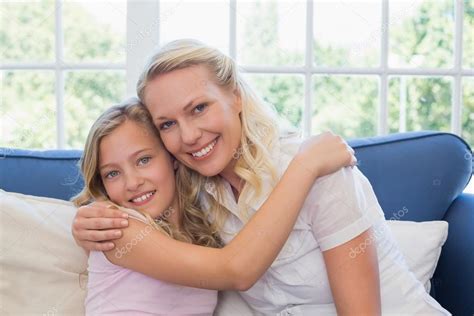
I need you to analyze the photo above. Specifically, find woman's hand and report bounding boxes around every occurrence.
[71,201,129,252]
[295,131,356,179]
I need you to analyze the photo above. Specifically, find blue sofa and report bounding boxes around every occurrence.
[1,131,473,315]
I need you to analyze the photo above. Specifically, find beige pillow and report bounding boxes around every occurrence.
[0,190,88,315]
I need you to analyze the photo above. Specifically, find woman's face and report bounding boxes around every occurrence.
[98,120,178,219]
[143,65,242,177]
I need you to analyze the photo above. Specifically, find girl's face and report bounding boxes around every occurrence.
[143,65,242,177]
[98,120,178,220]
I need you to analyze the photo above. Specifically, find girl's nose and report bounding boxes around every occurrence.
[126,173,145,191]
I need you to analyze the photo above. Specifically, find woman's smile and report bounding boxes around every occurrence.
[189,137,219,160]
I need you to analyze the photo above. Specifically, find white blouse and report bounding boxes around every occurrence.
[202,136,451,316]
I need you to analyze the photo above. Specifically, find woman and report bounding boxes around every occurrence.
[73,39,450,315]
[75,99,354,315]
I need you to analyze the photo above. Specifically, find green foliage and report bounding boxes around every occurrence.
[1,71,56,148]
[0,0,472,149]
[1,2,125,149]
[312,76,378,139]
[245,74,303,128]
[237,1,304,66]
[0,1,55,62]
[63,2,125,62]
[388,77,452,133]
[65,71,125,148]
[391,0,454,68]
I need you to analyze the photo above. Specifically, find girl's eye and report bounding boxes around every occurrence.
[105,170,119,179]
[193,103,207,113]
[160,121,175,130]
[138,156,151,166]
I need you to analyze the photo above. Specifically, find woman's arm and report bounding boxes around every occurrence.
[105,157,319,290]
[323,228,381,315]
[103,132,356,290]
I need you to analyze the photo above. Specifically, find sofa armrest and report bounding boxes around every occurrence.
[432,193,474,316]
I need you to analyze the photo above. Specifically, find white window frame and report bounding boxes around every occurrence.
[1,0,126,148]
[1,0,472,149]
[128,0,473,139]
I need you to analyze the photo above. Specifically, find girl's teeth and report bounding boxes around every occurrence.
[132,191,154,203]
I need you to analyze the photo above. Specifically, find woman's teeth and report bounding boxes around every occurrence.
[192,139,217,158]
[131,191,155,203]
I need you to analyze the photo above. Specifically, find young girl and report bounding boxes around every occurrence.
[73,98,356,315]
[73,40,450,315]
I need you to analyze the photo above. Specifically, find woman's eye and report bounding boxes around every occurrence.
[138,156,151,166]
[193,103,207,113]
[160,121,175,130]
[105,170,119,179]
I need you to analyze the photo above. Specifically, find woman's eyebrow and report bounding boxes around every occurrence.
[154,97,206,121]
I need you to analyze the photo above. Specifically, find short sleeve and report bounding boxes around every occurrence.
[306,166,385,251]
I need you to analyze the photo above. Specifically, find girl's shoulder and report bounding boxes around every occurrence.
[116,206,149,224]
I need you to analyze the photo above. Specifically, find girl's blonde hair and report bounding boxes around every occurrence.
[137,39,283,231]
[72,97,221,248]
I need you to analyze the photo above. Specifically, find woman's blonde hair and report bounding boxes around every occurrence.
[72,97,221,248]
[137,39,283,232]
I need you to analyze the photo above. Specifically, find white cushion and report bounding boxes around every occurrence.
[386,220,448,292]
[0,190,88,315]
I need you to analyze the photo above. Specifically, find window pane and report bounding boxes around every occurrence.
[64,71,126,149]
[0,1,55,62]
[1,71,56,149]
[312,76,378,139]
[159,0,229,54]
[388,76,452,133]
[63,1,126,63]
[464,0,474,68]
[313,0,381,67]
[389,0,454,68]
[462,78,474,148]
[244,74,304,129]
[236,1,306,66]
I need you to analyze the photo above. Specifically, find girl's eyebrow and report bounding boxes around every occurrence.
[99,148,153,170]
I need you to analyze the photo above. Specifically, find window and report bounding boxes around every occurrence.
[1,0,126,149]
[2,0,473,152]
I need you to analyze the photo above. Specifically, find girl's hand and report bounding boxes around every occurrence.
[71,201,129,252]
[295,131,356,178]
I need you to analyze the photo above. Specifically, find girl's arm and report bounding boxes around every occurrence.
[323,228,381,315]
[104,132,356,290]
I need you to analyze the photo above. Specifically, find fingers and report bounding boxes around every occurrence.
[346,144,355,154]
[350,156,358,168]
[77,203,129,219]
[80,240,116,252]
[74,226,124,242]
[76,216,129,230]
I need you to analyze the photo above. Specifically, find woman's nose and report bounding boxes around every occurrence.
[180,121,202,145]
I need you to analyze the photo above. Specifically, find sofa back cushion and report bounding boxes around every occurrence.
[1,131,472,221]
